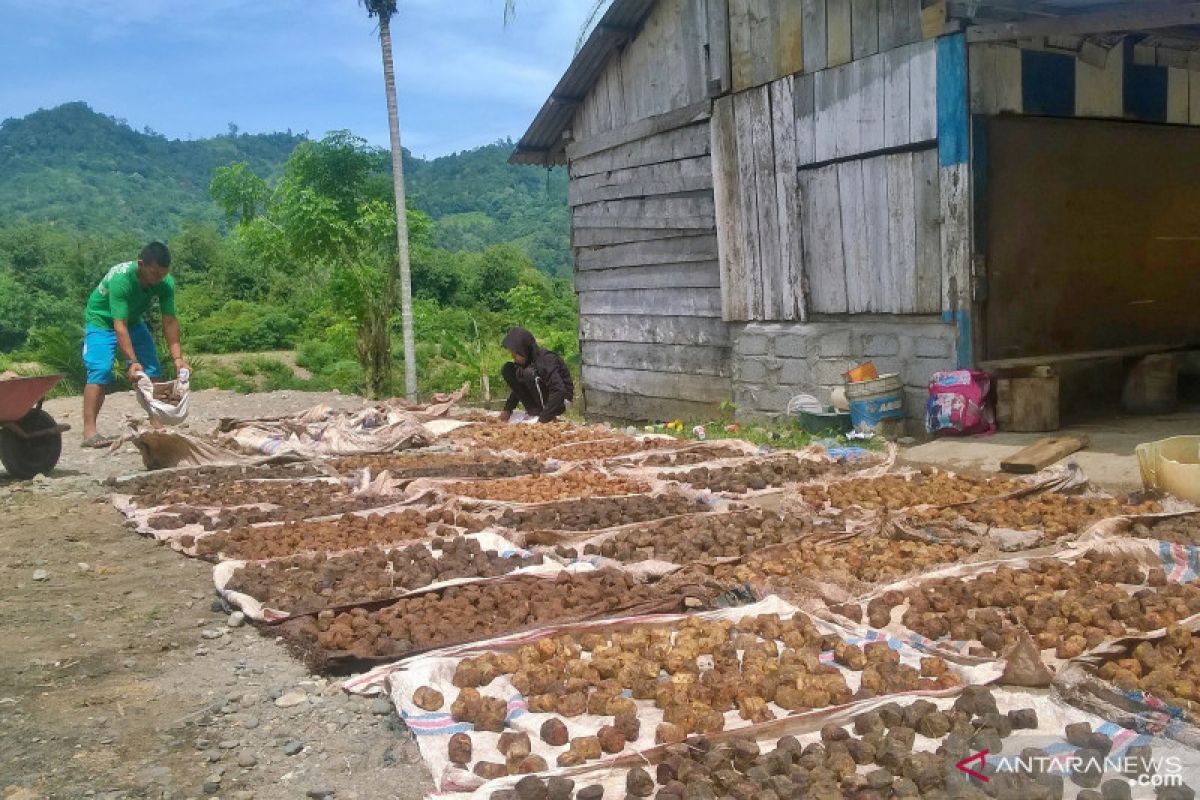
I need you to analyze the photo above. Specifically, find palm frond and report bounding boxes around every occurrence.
[359,0,398,20]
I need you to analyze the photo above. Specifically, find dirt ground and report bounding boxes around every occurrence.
[0,388,432,800]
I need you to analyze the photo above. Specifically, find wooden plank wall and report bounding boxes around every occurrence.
[574,0,712,140]
[969,39,1200,125]
[569,107,732,418]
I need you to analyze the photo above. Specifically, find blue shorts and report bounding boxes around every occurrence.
[82,323,161,385]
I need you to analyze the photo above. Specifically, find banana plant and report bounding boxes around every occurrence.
[440,317,492,403]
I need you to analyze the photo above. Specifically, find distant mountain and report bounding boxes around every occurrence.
[0,102,570,274]
[0,102,302,235]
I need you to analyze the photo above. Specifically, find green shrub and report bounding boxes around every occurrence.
[321,359,365,395]
[188,300,300,354]
[296,340,343,374]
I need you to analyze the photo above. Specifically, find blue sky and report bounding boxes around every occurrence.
[0,0,600,157]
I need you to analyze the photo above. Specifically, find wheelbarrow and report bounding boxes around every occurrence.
[0,375,70,479]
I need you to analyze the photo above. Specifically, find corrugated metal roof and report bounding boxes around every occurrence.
[510,0,658,167]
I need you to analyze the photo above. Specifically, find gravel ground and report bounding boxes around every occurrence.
[0,388,432,800]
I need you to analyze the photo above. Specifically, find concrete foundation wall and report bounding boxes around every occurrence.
[731,318,958,423]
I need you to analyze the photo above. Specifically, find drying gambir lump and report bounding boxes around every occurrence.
[226,536,545,615]
[543,438,678,462]
[622,444,751,468]
[1095,625,1200,711]
[481,494,711,535]
[447,613,956,767]
[193,509,448,561]
[913,494,1163,540]
[1124,514,1200,546]
[859,552,1200,658]
[798,470,1025,511]
[328,452,547,480]
[112,461,324,499]
[662,456,862,494]
[450,422,627,455]
[290,569,672,661]
[158,491,417,534]
[497,690,1184,800]
[553,509,830,564]
[444,472,647,504]
[714,534,981,592]
[136,478,364,510]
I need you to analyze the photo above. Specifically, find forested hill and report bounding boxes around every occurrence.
[0,102,570,274]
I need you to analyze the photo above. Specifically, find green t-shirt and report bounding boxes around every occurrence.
[83,261,177,330]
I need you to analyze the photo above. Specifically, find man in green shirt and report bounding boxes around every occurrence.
[80,241,190,447]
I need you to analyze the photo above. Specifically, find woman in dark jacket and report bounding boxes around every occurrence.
[499,327,574,423]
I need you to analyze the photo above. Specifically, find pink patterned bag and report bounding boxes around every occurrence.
[926,370,995,436]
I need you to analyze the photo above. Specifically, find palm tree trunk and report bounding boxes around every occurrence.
[378,14,417,401]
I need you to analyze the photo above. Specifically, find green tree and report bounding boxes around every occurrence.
[210,162,268,224]
[360,0,417,401]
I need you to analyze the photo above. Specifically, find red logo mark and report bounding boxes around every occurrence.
[956,750,990,782]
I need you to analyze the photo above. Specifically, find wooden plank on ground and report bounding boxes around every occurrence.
[710,95,749,322]
[570,123,711,178]
[771,75,806,321]
[583,365,732,403]
[883,43,913,148]
[576,234,720,270]
[909,39,938,142]
[568,157,713,206]
[567,101,713,161]
[729,0,755,92]
[861,155,891,312]
[803,0,828,74]
[827,0,853,67]
[795,72,818,166]
[1076,40,1123,117]
[582,341,731,376]
[748,85,781,320]
[838,159,871,313]
[579,314,730,346]
[912,146,942,313]
[1000,436,1089,474]
[852,0,880,60]
[799,164,848,313]
[885,150,917,313]
[575,261,722,291]
[579,287,723,317]
[733,89,765,319]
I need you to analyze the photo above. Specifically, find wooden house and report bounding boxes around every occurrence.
[513,0,1200,423]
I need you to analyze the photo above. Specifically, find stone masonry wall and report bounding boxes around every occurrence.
[730,318,958,424]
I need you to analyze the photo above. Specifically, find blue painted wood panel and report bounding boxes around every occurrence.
[937,33,968,166]
[1021,50,1075,116]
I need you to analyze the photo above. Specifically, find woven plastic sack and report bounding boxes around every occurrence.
[925,369,994,436]
[133,368,190,426]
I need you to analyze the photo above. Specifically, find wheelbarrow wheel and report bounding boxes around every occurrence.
[0,408,63,479]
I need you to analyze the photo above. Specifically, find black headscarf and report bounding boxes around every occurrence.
[501,327,538,362]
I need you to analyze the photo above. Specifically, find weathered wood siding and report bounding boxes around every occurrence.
[969,38,1200,124]
[713,34,955,322]
[570,104,731,419]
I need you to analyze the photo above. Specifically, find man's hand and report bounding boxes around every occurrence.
[173,356,191,376]
[498,410,512,423]
[126,362,144,383]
